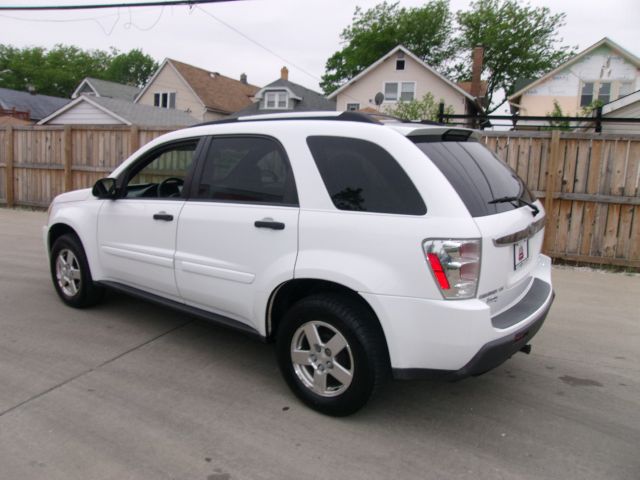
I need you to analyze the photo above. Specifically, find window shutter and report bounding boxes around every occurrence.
[169,92,176,109]
[154,93,160,107]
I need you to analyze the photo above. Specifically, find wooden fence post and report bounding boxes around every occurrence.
[5,126,14,207]
[543,130,562,252]
[63,125,73,192]
[129,125,139,154]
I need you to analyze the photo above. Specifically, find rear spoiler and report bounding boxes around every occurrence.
[405,127,480,143]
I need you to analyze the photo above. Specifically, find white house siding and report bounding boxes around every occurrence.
[335,54,467,114]
[136,63,207,121]
[602,101,640,134]
[517,45,639,116]
[45,102,122,125]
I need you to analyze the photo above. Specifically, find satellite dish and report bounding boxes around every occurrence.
[374,92,384,106]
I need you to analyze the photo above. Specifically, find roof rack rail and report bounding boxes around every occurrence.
[194,111,383,127]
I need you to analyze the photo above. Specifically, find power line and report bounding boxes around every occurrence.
[195,5,321,83]
[0,0,241,11]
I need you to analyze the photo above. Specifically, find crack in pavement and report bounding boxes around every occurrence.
[0,319,193,418]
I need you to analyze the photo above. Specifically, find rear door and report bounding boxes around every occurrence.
[175,135,299,332]
[97,139,201,300]
[412,138,545,313]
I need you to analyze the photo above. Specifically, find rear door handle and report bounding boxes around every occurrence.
[254,219,285,230]
[153,212,174,221]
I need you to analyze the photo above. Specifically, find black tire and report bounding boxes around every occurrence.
[50,233,104,308]
[276,293,389,416]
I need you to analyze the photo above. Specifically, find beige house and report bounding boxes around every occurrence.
[508,38,640,117]
[328,45,484,116]
[135,58,260,121]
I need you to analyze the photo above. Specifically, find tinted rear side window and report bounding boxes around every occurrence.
[307,136,426,215]
[413,139,535,217]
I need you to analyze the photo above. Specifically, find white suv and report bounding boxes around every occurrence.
[45,111,554,416]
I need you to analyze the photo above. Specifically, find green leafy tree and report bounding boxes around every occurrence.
[0,44,157,97]
[456,0,576,112]
[104,49,158,87]
[321,0,456,95]
[384,92,453,122]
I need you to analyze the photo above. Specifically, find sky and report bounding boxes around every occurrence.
[1,0,639,112]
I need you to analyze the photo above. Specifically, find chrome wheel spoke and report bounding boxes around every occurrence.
[312,370,327,394]
[303,323,322,348]
[329,362,353,387]
[325,332,347,355]
[291,349,312,366]
[69,268,81,280]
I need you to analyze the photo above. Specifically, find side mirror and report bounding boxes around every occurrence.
[92,178,117,199]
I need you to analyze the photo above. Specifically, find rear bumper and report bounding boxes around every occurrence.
[393,287,554,380]
[361,254,554,378]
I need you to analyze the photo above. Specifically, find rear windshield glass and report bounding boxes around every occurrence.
[412,139,535,217]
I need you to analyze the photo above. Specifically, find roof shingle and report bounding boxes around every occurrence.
[168,59,260,114]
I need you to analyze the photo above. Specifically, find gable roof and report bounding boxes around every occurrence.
[0,87,69,121]
[602,89,640,116]
[38,95,198,126]
[72,77,141,102]
[508,37,640,102]
[327,45,477,102]
[233,78,335,117]
[135,58,260,114]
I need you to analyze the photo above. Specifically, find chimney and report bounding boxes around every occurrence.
[470,45,484,98]
[240,73,247,84]
[280,66,289,81]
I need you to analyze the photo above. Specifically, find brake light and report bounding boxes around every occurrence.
[427,253,450,289]
[423,239,481,299]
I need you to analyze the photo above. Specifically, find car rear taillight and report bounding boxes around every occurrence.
[423,239,481,299]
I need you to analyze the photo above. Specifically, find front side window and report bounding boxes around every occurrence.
[194,136,297,205]
[580,82,594,107]
[307,136,426,215]
[124,140,198,199]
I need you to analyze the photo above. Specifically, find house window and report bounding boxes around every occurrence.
[580,82,594,107]
[154,92,176,109]
[597,82,611,104]
[264,91,288,109]
[396,59,405,70]
[384,82,415,102]
[346,103,360,111]
[400,82,415,101]
[384,82,398,102]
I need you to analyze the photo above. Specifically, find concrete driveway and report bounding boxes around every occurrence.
[0,207,638,480]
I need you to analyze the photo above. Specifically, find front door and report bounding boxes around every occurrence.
[97,138,201,300]
[175,135,299,332]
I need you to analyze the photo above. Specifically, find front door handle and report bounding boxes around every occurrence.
[153,212,174,221]
[254,219,285,230]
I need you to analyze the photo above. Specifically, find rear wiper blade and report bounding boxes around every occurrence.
[488,196,539,216]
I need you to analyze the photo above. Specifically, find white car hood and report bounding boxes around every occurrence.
[53,188,93,204]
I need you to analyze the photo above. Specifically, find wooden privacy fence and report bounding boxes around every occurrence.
[1,125,639,268]
[482,131,640,268]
